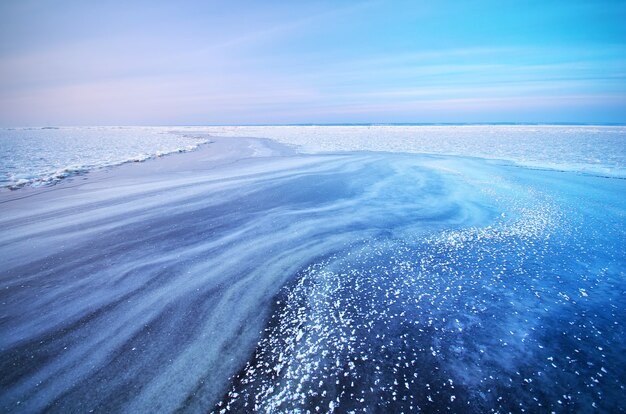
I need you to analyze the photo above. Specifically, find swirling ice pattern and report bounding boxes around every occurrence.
[214,168,626,413]
[1,141,625,413]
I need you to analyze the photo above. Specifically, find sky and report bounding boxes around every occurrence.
[0,0,625,125]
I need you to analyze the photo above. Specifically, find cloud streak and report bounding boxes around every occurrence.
[0,1,625,124]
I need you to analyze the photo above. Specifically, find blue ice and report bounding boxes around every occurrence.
[0,143,624,413]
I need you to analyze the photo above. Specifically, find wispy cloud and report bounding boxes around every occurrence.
[1,1,624,124]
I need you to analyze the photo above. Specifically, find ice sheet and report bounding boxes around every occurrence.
[0,137,624,413]
[0,126,209,189]
[206,125,626,177]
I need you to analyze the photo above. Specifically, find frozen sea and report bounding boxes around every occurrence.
[0,126,209,189]
[0,126,625,413]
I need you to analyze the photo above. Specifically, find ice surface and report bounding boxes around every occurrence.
[213,152,626,413]
[217,184,625,413]
[0,134,625,413]
[0,126,208,189]
[3,125,625,190]
[206,125,626,177]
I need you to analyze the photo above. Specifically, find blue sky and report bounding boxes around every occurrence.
[1,0,625,125]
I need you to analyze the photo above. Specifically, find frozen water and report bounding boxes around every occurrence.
[207,125,626,177]
[0,126,208,189]
[217,166,626,413]
[0,131,625,413]
[2,125,625,190]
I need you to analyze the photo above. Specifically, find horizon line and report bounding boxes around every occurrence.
[3,122,626,129]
